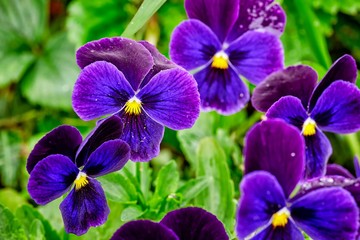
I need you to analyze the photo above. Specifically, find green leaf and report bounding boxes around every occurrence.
[0,204,27,240]
[121,205,145,222]
[0,53,34,87]
[0,189,28,212]
[176,177,209,205]
[29,219,45,240]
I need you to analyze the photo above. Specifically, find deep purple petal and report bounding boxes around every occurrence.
[59,178,109,236]
[290,187,359,240]
[252,65,318,112]
[170,20,221,71]
[309,54,358,111]
[76,115,124,167]
[26,125,82,173]
[137,68,200,130]
[253,221,304,240]
[244,119,305,197]
[194,65,249,115]
[82,140,130,178]
[28,155,78,205]
[160,207,228,240]
[236,171,287,239]
[226,31,284,84]
[184,0,239,43]
[311,80,360,133]
[111,220,179,240]
[72,61,135,121]
[76,37,153,90]
[326,164,354,179]
[119,112,164,162]
[226,0,286,42]
[355,156,360,178]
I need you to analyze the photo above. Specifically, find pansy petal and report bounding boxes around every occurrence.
[236,171,287,239]
[72,61,135,121]
[76,37,153,90]
[27,126,82,173]
[311,80,360,133]
[252,65,318,112]
[185,0,239,43]
[253,221,304,240]
[110,220,179,240]
[194,65,249,115]
[76,115,124,167]
[137,68,200,130]
[119,112,164,162]
[244,119,305,197]
[309,54,358,111]
[326,164,354,178]
[160,207,228,240]
[290,187,359,240]
[170,19,221,71]
[59,178,109,236]
[226,31,284,84]
[28,155,78,205]
[355,156,360,178]
[82,140,130,177]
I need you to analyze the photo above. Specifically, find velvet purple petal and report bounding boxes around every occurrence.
[82,140,130,178]
[76,37,153,90]
[27,125,82,173]
[253,221,304,240]
[326,164,354,179]
[160,207,228,240]
[194,65,249,115]
[226,0,286,42]
[355,156,360,178]
[72,61,135,121]
[28,154,78,205]
[290,187,359,240]
[244,119,305,197]
[309,54,358,111]
[170,19,221,71]
[111,220,179,240]
[138,68,200,130]
[236,171,287,239]
[252,65,318,112]
[226,31,284,84]
[59,178,109,236]
[119,112,164,162]
[75,115,124,167]
[311,80,360,134]
[184,0,239,43]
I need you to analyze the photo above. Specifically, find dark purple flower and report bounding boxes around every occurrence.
[72,38,200,162]
[169,0,285,115]
[111,207,228,240]
[252,55,360,179]
[237,119,359,239]
[27,116,130,235]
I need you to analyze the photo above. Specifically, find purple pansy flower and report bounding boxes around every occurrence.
[27,116,130,235]
[169,0,285,115]
[111,207,228,240]
[72,38,200,162]
[252,54,360,179]
[237,119,359,239]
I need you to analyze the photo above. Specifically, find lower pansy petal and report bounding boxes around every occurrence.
[28,155,78,205]
[252,220,304,240]
[59,178,109,236]
[160,207,228,240]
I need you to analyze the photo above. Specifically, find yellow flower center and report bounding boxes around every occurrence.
[211,51,229,70]
[302,118,317,136]
[272,208,290,228]
[124,97,142,115]
[74,172,89,191]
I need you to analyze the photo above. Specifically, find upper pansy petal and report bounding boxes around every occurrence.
[309,54,358,111]
[226,31,284,85]
[236,171,287,239]
[311,80,360,134]
[59,178,109,236]
[252,65,318,112]
[170,20,221,71]
[110,220,179,240]
[244,119,305,197]
[184,0,239,43]
[28,154,78,205]
[290,187,359,240]
[137,68,200,130]
[76,37,153,90]
[76,115,124,167]
[326,164,355,179]
[27,125,82,173]
[160,207,228,240]
[72,61,135,121]
[253,221,304,240]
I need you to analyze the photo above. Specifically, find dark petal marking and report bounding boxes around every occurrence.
[252,221,304,240]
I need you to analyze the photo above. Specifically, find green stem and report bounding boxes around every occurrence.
[344,133,360,157]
